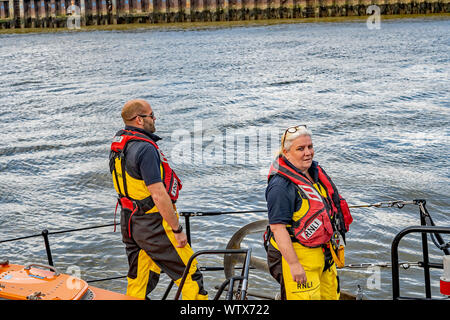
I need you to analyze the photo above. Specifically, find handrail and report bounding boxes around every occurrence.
[391,226,450,300]
[173,248,253,300]
[179,209,267,245]
[0,223,117,244]
[0,209,262,244]
[2,199,433,245]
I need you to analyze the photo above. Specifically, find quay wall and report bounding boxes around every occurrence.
[0,0,448,29]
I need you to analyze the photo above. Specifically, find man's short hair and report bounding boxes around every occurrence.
[121,100,149,123]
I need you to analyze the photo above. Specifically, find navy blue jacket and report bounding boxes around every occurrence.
[265,158,320,225]
[122,125,162,186]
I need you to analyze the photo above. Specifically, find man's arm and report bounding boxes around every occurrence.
[270,223,307,284]
[147,182,187,248]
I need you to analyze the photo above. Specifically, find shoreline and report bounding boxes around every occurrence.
[1,13,449,35]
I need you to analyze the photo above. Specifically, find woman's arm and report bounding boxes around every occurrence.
[270,223,307,284]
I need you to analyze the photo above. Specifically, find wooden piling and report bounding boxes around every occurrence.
[50,0,55,17]
[29,0,35,27]
[284,0,294,17]
[0,2,5,20]
[146,0,154,20]
[190,0,200,21]
[1,0,449,29]
[59,0,65,16]
[8,0,14,21]
[334,0,344,16]
[18,0,24,27]
[37,0,45,27]
[242,0,252,19]
[90,0,97,24]
[386,0,395,14]
[80,0,86,25]
[217,0,227,20]
[254,0,265,19]
[100,0,106,15]
[124,0,130,15]
[153,0,165,22]
[167,0,176,21]
[136,0,143,13]
[111,0,117,23]
[204,0,215,21]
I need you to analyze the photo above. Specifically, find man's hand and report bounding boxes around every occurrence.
[147,182,187,247]
[173,231,188,248]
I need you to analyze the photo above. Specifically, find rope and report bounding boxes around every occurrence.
[0,199,427,243]
[348,200,417,209]
[343,261,422,270]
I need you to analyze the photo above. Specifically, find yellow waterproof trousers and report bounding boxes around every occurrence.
[267,238,340,300]
[121,208,208,300]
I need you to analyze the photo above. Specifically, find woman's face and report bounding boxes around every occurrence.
[283,135,314,173]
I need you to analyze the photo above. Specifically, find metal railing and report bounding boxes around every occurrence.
[390,199,449,300]
[173,248,253,300]
[392,226,450,300]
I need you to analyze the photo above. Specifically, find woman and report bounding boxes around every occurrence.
[265,125,352,300]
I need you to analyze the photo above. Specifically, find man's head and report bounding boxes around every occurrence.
[121,99,156,133]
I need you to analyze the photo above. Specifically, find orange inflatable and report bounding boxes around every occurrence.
[0,261,140,300]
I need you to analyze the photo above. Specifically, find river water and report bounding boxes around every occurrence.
[0,17,449,300]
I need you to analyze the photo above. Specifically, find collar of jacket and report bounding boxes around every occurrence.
[124,125,162,143]
[281,156,319,183]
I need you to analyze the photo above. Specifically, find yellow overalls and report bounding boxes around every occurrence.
[267,182,340,300]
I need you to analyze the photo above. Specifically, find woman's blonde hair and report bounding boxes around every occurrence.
[278,126,312,156]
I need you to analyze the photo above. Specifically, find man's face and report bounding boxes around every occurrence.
[141,103,156,133]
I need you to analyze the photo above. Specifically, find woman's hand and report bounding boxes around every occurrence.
[289,261,307,285]
[270,223,307,284]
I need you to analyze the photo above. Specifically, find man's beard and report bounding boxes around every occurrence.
[144,122,155,133]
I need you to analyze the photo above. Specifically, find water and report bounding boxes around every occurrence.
[0,17,449,300]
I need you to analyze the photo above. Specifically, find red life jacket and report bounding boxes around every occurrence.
[110,129,182,203]
[268,156,352,247]
[316,165,353,233]
[110,129,182,236]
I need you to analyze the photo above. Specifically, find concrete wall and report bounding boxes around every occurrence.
[0,0,448,28]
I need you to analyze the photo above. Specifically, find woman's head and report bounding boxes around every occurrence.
[280,125,314,173]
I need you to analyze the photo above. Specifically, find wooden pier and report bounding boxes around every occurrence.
[0,0,448,29]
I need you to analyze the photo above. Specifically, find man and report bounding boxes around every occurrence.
[109,99,208,300]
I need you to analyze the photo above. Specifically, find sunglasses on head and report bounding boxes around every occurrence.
[282,125,308,148]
